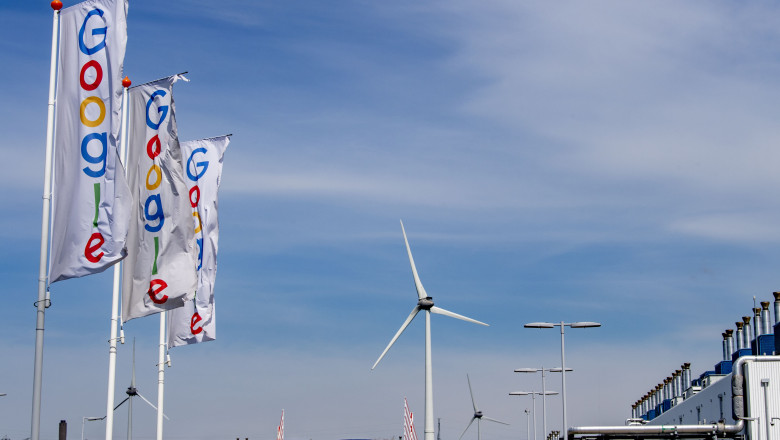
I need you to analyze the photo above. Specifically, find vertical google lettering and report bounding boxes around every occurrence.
[78,8,109,264]
[185,146,209,333]
[144,91,168,304]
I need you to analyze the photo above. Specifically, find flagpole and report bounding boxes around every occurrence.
[32,3,62,440]
[157,311,167,440]
[105,76,132,440]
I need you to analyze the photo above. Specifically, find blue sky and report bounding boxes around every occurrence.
[4,1,780,440]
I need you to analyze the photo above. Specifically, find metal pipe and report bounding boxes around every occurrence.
[722,332,729,361]
[774,292,780,327]
[725,329,734,356]
[754,308,762,336]
[649,388,655,413]
[648,388,653,411]
[682,363,691,391]
[664,376,672,400]
[743,316,752,348]
[666,377,672,401]
[673,370,681,398]
[736,322,744,350]
[567,421,743,439]
[761,301,771,336]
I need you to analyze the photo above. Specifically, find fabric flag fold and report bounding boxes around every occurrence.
[122,75,197,321]
[49,0,131,283]
[168,135,230,347]
[404,397,418,440]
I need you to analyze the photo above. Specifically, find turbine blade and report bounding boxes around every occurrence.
[371,306,421,370]
[135,393,170,420]
[467,374,477,413]
[113,397,129,411]
[459,417,477,440]
[400,220,427,300]
[430,306,488,326]
[482,416,510,426]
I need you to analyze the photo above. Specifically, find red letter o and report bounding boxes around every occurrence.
[79,60,103,91]
[147,135,161,160]
[189,185,200,208]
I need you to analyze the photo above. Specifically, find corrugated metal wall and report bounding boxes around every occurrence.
[745,361,780,440]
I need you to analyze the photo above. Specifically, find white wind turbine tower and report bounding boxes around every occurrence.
[372,220,489,440]
[114,340,168,440]
[459,374,509,440]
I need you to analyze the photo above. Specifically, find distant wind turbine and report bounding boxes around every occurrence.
[372,220,489,440]
[114,339,168,440]
[459,374,509,440]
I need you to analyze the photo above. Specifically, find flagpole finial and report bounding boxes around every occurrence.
[122,76,132,88]
[51,1,63,10]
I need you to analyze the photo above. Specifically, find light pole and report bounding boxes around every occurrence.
[510,391,558,440]
[515,367,572,437]
[82,416,104,440]
[524,409,530,440]
[524,321,600,439]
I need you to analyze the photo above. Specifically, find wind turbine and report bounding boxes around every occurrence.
[372,220,489,440]
[114,339,168,440]
[459,374,509,440]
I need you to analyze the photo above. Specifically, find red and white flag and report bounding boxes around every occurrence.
[121,75,197,321]
[168,135,230,347]
[277,410,284,440]
[49,0,131,283]
[404,398,418,440]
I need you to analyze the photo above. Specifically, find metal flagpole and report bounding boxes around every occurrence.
[541,369,547,438]
[157,312,167,440]
[105,76,132,440]
[32,3,62,440]
[559,322,567,440]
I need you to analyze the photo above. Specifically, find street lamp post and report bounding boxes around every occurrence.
[524,409,530,440]
[82,416,104,440]
[515,367,572,437]
[509,391,558,440]
[524,321,600,439]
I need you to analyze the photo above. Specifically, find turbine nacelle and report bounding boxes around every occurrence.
[474,410,483,419]
[418,297,434,310]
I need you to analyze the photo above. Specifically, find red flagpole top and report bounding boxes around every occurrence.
[122,76,132,88]
[51,1,63,10]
